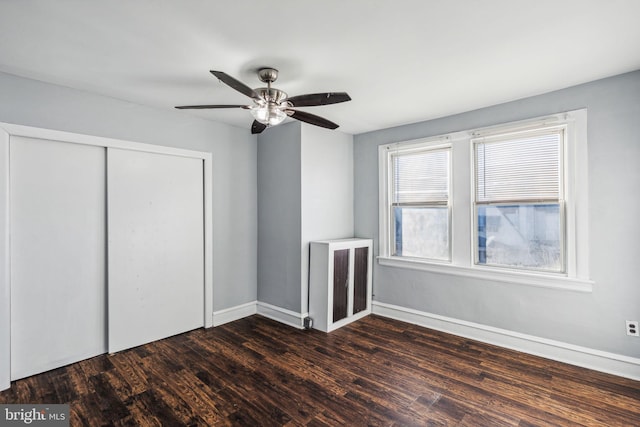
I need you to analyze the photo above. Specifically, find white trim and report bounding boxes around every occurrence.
[257,302,306,329]
[211,301,308,329]
[373,301,640,381]
[202,153,214,328]
[213,301,257,327]
[378,145,392,258]
[0,129,10,391]
[569,109,590,280]
[377,256,593,292]
[0,122,205,159]
[470,114,562,139]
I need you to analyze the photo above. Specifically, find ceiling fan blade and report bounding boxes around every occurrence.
[287,109,339,130]
[210,70,261,100]
[175,104,249,109]
[286,92,351,107]
[251,120,268,134]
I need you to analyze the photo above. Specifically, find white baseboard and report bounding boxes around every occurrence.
[257,301,306,330]
[212,300,307,330]
[212,301,257,327]
[373,301,640,381]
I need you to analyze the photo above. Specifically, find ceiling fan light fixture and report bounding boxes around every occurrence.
[176,69,352,134]
[250,103,287,126]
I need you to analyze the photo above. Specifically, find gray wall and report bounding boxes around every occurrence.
[257,122,303,311]
[301,124,354,313]
[354,70,640,358]
[0,71,258,312]
[257,122,355,314]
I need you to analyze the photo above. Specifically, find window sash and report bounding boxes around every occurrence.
[472,127,566,273]
[473,201,566,273]
[392,204,451,261]
[392,147,450,205]
[474,128,564,203]
[388,144,451,261]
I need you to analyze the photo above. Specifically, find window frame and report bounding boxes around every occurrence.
[378,110,592,292]
[380,136,453,263]
[471,125,567,273]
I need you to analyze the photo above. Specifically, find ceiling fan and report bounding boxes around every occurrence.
[176,68,351,134]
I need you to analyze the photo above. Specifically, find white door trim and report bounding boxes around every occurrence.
[0,128,10,391]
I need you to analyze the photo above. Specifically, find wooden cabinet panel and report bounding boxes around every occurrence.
[332,249,350,322]
[353,246,369,314]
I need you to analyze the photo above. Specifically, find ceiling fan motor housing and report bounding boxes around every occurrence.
[257,67,279,84]
[256,87,288,105]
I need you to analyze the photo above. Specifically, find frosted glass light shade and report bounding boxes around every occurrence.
[250,104,287,126]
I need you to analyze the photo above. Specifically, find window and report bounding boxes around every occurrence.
[391,144,450,260]
[473,127,565,272]
[379,110,591,291]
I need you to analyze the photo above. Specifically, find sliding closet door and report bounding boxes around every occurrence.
[10,137,107,380]
[107,148,204,353]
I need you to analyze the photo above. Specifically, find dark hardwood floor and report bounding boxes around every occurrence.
[1,315,639,426]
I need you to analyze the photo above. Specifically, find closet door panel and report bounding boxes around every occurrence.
[107,148,204,353]
[10,136,107,380]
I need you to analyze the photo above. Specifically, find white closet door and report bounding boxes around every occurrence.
[107,148,204,353]
[10,136,107,380]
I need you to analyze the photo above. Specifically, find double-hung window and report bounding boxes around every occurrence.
[379,110,590,290]
[385,141,451,261]
[473,127,565,272]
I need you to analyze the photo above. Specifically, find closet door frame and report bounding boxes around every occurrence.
[0,122,214,391]
[0,128,9,391]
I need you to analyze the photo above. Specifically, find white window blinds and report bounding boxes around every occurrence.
[475,129,563,203]
[392,148,449,205]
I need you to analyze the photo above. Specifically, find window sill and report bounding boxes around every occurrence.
[377,256,593,293]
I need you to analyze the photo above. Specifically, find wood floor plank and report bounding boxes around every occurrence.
[1,314,639,426]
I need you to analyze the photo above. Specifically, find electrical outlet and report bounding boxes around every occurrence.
[303,317,313,330]
[626,321,639,336]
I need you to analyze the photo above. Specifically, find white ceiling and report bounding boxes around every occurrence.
[1,1,639,135]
